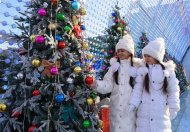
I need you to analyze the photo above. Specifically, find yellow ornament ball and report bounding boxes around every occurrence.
[80,7,87,15]
[86,98,94,105]
[86,53,93,59]
[32,59,40,67]
[74,66,82,74]
[117,27,122,31]
[82,42,89,50]
[48,23,57,30]
[99,120,104,129]
[0,103,7,112]
[30,34,36,42]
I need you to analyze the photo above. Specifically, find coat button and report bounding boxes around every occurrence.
[152,81,155,83]
[152,99,154,101]
[151,118,153,121]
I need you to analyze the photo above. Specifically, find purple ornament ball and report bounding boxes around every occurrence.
[35,36,45,44]
[38,8,46,16]
[50,66,58,75]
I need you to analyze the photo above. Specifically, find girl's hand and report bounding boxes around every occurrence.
[87,80,97,89]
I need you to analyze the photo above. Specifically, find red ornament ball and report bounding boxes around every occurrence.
[69,91,75,97]
[11,111,21,118]
[28,125,37,132]
[58,41,66,49]
[51,0,57,5]
[85,76,94,85]
[32,89,40,96]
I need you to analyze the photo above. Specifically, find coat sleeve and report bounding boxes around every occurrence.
[167,70,180,111]
[129,67,147,108]
[95,70,114,94]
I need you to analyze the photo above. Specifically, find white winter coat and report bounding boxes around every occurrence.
[130,61,180,132]
[95,58,143,132]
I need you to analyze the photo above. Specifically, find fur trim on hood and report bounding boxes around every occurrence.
[162,60,176,71]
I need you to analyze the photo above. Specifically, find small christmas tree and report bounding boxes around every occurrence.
[135,32,149,58]
[101,4,129,77]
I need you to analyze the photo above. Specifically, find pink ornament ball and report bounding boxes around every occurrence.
[102,66,107,70]
[109,49,114,54]
[35,36,45,44]
[115,19,119,23]
[50,66,58,75]
[38,8,46,16]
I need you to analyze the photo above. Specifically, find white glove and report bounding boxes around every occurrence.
[109,62,120,72]
[170,109,177,120]
[127,104,136,113]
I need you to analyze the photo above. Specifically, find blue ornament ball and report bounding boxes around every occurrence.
[55,93,65,103]
[81,25,86,30]
[55,35,62,41]
[5,59,11,64]
[75,61,81,66]
[2,85,9,90]
[112,12,117,17]
[71,1,80,11]
[3,76,8,81]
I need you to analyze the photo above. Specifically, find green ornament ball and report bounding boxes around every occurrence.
[64,26,71,32]
[57,13,65,21]
[91,92,97,99]
[82,119,91,128]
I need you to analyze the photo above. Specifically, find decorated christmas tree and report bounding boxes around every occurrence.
[101,4,129,77]
[0,0,100,132]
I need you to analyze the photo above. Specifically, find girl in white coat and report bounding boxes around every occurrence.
[129,38,180,132]
[90,34,141,132]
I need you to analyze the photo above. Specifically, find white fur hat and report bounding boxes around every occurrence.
[142,37,165,63]
[115,34,135,55]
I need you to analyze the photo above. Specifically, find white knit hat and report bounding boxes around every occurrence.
[142,37,165,63]
[115,34,135,55]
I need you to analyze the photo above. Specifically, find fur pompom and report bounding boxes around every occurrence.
[137,67,148,76]
[163,70,169,77]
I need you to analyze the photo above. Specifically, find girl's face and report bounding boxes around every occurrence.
[117,49,131,60]
[144,54,159,65]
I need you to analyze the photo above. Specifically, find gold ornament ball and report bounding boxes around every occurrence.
[99,120,104,129]
[30,34,36,42]
[87,53,93,59]
[117,27,122,31]
[32,59,40,67]
[80,7,87,15]
[100,49,104,52]
[48,23,57,30]
[86,98,94,105]
[0,103,7,112]
[82,42,89,50]
[74,66,82,74]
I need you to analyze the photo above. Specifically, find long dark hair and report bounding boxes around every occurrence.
[114,55,134,88]
[144,62,168,94]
